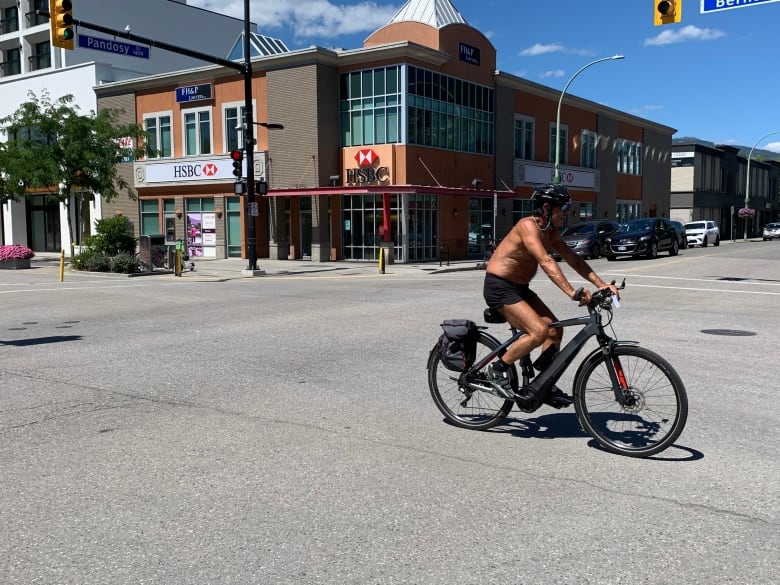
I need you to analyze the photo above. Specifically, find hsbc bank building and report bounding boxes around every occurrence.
[97,0,674,263]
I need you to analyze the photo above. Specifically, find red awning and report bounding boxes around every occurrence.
[263,184,516,198]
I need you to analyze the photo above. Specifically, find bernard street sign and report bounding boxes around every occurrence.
[701,0,780,13]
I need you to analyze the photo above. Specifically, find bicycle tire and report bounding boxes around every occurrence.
[427,330,515,430]
[574,345,688,457]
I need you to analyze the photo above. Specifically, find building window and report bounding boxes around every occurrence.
[550,124,567,165]
[144,112,172,158]
[1,5,19,34]
[28,0,48,26]
[581,130,598,169]
[514,115,534,159]
[140,199,159,235]
[30,41,51,71]
[512,197,534,225]
[407,65,494,154]
[223,103,248,152]
[184,108,211,156]
[1,47,21,76]
[340,66,402,147]
[617,139,642,175]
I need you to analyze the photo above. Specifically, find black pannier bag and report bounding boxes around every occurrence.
[438,319,479,372]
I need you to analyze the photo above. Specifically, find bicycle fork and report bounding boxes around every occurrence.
[599,339,640,407]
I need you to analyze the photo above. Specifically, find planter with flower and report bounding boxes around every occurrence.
[0,244,35,269]
[738,207,756,219]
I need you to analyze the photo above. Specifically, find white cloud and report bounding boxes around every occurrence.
[644,25,725,46]
[763,142,780,153]
[190,0,398,40]
[519,43,595,58]
[629,105,663,116]
[520,43,565,56]
[539,70,565,79]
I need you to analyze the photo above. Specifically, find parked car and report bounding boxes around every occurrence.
[762,222,780,241]
[684,220,720,247]
[551,220,619,260]
[669,220,688,249]
[603,218,679,260]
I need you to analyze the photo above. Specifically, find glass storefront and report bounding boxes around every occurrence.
[467,197,494,259]
[341,194,394,261]
[340,193,438,263]
[406,194,438,262]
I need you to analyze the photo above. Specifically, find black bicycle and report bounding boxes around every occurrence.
[426,282,688,457]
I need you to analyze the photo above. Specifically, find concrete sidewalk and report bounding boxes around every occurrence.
[29,252,483,279]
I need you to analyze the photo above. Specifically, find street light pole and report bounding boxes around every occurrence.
[554,55,624,184]
[743,130,780,240]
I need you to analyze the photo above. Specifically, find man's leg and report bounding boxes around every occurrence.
[494,298,572,407]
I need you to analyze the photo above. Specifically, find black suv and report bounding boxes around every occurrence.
[553,220,619,260]
[604,218,679,260]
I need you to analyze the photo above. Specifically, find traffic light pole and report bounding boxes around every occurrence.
[242,0,260,273]
[38,5,266,274]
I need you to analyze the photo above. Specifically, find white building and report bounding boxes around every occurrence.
[0,0,251,251]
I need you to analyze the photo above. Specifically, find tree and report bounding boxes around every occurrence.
[0,91,146,250]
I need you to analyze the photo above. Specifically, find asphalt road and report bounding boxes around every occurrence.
[1,242,778,584]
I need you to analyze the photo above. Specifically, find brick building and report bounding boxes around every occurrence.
[95,0,676,263]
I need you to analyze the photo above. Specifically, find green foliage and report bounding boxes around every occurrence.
[71,249,111,272]
[88,215,137,256]
[109,252,140,274]
[0,90,147,238]
[71,215,138,273]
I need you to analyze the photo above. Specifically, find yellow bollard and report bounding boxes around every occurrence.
[378,246,385,274]
[175,249,182,277]
[59,249,65,282]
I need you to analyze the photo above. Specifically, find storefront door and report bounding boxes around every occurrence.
[27,195,60,252]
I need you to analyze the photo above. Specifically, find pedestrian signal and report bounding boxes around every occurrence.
[50,0,75,50]
[654,0,681,26]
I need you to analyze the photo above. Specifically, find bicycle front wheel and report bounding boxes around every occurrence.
[574,345,688,457]
[427,331,515,430]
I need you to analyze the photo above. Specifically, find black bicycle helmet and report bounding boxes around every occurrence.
[530,183,571,211]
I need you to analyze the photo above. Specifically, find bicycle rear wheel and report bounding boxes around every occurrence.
[427,330,515,430]
[574,345,688,457]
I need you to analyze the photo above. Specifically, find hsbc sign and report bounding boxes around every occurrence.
[134,153,267,186]
[346,149,390,185]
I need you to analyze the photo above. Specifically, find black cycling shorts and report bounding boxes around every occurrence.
[483,273,538,308]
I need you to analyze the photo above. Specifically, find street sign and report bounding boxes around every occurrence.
[78,34,150,59]
[701,0,780,13]
[249,202,259,217]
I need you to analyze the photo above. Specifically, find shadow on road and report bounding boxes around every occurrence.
[0,335,83,346]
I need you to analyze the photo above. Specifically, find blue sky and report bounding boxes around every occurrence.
[190,0,780,152]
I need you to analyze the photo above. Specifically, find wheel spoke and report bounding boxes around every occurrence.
[574,346,688,457]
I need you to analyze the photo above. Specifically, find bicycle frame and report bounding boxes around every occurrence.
[468,305,636,403]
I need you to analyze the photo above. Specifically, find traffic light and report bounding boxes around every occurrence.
[654,0,681,26]
[230,149,244,178]
[50,0,75,50]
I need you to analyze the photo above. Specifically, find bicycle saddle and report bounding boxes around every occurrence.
[483,307,506,324]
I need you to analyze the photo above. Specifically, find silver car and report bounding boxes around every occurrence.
[763,222,780,241]
[684,220,720,247]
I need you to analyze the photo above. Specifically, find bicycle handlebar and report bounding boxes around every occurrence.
[572,279,625,310]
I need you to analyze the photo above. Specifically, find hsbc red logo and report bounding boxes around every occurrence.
[354,149,378,166]
[202,163,217,176]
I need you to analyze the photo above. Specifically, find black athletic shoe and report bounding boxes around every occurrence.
[544,386,573,408]
[486,363,515,400]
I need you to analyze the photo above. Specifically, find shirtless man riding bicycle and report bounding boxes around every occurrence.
[483,183,620,406]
